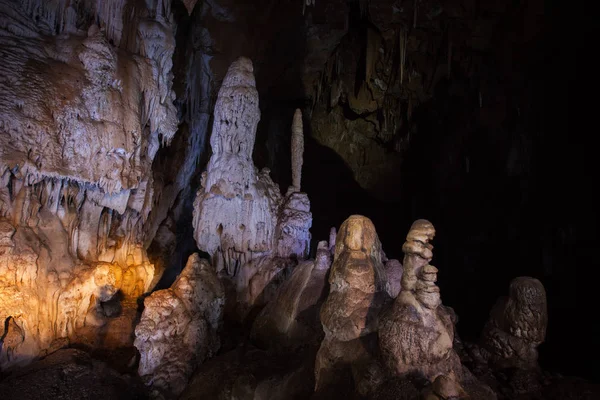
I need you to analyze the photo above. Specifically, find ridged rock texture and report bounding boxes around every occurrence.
[479,277,548,369]
[250,240,332,351]
[192,57,283,276]
[134,253,224,399]
[289,108,304,194]
[314,215,387,394]
[192,56,313,316]
[0,0,178,367]
[274,192,312,259]
[378,219,462,382]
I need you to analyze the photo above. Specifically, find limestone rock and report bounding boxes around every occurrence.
[134,254,224,398]
[232,255,296,320]
[251,242,331,350]
[275,192,312,259]
[479,277,548,369]
[315,215,387,392]
[192,57,283,276]
[378,219,462,382]
[192,57,312,318]
[383,258,403,299]
[290,108,304,193]
[0,0,178,367]
[0,348,148,400]
[180,346,315,400]
[0,218,154,369]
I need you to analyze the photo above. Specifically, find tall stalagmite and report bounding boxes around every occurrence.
[290,108,304,193]
[378,220,462,381]
[315,215,386,394]
[192,57,282,275]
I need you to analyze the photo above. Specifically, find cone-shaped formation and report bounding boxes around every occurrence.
[193,57,312,280]
[479,276,548,369]
[251,240,332,351]
[193,57,282,275]
[315,215,386,393]
[290,108,304,193]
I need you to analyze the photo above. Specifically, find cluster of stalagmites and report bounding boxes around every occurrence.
[131,57,317,397]
[0,41,553,399]
[0,0,178,369]
[309,215,549,399]
[192,57,312,319]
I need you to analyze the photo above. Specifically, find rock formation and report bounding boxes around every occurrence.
[274,192,312,259]
[192,57,283,275]
[192,57,313,319]
[231,255,296,320]
[479,277,548,369]
[251,240,332,350]
[0,0,178,367]
[290,108,304,194]
[314,215,387,392]
[422,375,469,400]
[378,219,462,382]
[134,253,224,398]
[383,258,403,299]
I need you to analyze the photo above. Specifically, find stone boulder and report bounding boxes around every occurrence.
[134,254,224,398]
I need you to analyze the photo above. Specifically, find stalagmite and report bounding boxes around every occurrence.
[193,57,282,276]
[193,58,312,282]
[315,215,387,394]
[251,240,332,351]
[290,109,305,193]
[378,220,462,381]
[478,277,548,369]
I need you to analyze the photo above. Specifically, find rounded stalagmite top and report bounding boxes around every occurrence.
[221,56,256,89]
[335,215,381,260]
[406,219,435,243]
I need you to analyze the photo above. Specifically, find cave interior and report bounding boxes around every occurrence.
[0,0,598,399]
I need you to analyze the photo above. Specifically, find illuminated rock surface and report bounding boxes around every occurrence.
[0,0,177,367]
[378,219,462,381]
[0,1,596,399]
[134,253,224,398]
[314,215,387,394]
[192,57,313,320]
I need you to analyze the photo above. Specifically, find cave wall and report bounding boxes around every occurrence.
[0,0,179,365]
